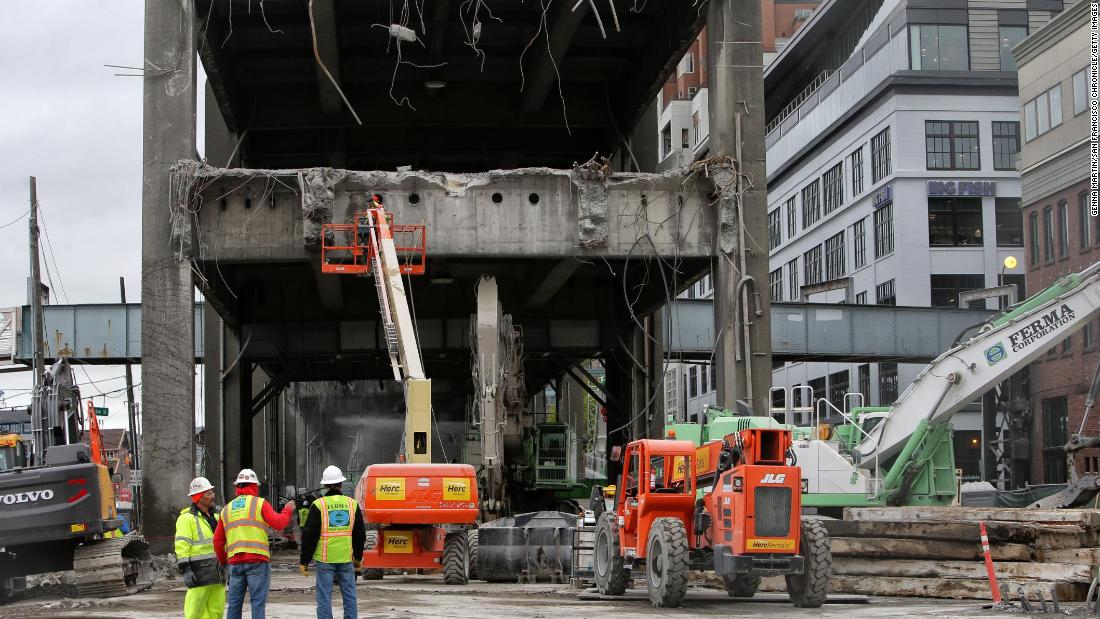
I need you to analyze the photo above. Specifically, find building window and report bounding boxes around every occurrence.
[850,147,864,196]
[879,362,898,405]
[876,279,896,306]
[1043,397,1068,483]
[1074,69,1088,116]
[768,209,782,250]
[1085,321,1095,350]
[1058,200,1070,257]
[664,369,680,415]
[871,128,891,183]
[930,274,986,308]
[801,180,821,228]
[825,231,846,280]
[682,52,695,74]
[928,197,983,247]
[785,196,797,239]
[853,218,867,269]
[925,121,980,170]
[999,273,1026,307]
[873,203,894,258]
[661,124,672,158]
[1029,211,1040,266]
[787,258,799,301]
[687,86,698,99]
[992,121,1020,171]
[823,162,844,215]
[855,291,868,304]
[1080,194,1093,249]
[688,365,698,398]
[828,370,850,411]
[909,24,970,71]
[994,198,1023,247]
[700,362,708,393]
[1025,84,1063,141]
[858,364,871,402]
[803,245,823,285]
[770,268,783,302]
[999,26,1028,71]
[681,128,690,149]
[1043,206,1055,263]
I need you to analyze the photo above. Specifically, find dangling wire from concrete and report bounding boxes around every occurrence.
[308,0,363,125]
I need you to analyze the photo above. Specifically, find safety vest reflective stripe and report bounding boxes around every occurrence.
[221,495,271,558]
[176,507,218,564]
[313,495,354,563]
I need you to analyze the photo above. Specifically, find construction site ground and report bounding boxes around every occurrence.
[0,551,1024,619]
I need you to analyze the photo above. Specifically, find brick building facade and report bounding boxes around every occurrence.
[1014,2,1096,483]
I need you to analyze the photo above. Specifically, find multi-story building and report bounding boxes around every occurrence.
[1013,1,1096,484]
[656,1,820,170]
[663,0,1080,484]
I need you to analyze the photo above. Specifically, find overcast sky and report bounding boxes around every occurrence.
[0,3,206,430]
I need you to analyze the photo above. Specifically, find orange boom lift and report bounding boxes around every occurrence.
[322,195,477,583]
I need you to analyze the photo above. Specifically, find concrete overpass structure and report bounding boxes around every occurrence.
[135,0,776,551]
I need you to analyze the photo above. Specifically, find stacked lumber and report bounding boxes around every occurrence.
[757,506,1100,601]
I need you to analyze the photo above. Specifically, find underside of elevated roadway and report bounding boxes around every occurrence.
[140,0,772,552]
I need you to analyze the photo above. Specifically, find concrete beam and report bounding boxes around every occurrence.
[141,0,197,553]
[525,259,580,308]
[520,0,588,114]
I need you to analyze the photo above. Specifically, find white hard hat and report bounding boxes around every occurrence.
[188,476,214,497]
[320,465,346,485]
[235,469,260,485]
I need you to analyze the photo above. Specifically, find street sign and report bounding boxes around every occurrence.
[130,470,142,487]
[94,407,109,417]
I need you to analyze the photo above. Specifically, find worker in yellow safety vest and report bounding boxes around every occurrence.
[175,476,225,619]
[213,468,294,619]
[299,465,366,619]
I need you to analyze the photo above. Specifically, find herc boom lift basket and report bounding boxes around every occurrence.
[321,209,426,276]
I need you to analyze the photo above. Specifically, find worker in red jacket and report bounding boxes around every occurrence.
[213,469,295,619]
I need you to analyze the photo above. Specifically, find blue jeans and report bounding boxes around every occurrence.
[227,562,271,619]
[315,562,357,619]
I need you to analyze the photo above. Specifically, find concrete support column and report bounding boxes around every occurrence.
[202,304,222,489]
[221,326,243,491]
[645,311,665,439]
[141,0,196,553]
[707,0,772,415]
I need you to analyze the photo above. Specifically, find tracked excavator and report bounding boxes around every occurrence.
[670,260,1100,512]
[322,195,477,584]
[0,358,151,601]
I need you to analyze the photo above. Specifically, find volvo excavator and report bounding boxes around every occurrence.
[0,358,151,601]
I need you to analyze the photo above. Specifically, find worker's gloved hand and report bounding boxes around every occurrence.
[182,568,197,588]
[299,564,309,578]
[353,559,363,570]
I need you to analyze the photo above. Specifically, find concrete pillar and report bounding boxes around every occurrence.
[646,311,665,439]
[221,326,243,492]
[141,0,196,553]
[707,0,772,415]
[202,303,222,490]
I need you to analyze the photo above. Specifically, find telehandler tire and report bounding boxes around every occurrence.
[722,573,761,598]
[360,531,384,580]
[442,531,469,585]
[594,513,630,596]
[645,517,689,608]
[467,529,479,581]
[785,519,831,608]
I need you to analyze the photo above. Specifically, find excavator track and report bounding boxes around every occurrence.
[73,533,153,598]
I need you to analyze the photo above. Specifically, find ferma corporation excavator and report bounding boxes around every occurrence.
[0,358,151,601]
[668,260,1100,513]
[321,195,477,584]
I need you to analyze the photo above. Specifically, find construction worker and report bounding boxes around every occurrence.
[299,465,365,619]
[213,469,295,619]
[175,476,225,619]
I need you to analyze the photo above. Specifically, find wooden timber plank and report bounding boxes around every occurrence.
[759,575,1089,601]
[831,537,1032,561]
[1037,547,1100,565]
[824,519,1091,545]
[832,557,1094,583]
[843,506,1100,528]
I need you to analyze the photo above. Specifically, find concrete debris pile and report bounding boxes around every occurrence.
[763,507,1100,601]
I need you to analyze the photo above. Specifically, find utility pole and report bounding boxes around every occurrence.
[120,276,141,527]
[28,176,47,460]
